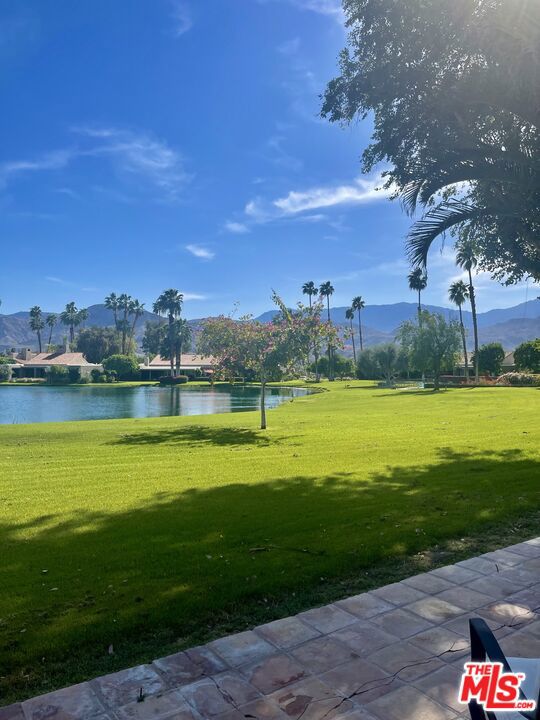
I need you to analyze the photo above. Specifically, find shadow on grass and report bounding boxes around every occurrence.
[110,424,275,447]
[1,447,539,700]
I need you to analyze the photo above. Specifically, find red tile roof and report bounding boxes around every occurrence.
[19,352,98,367]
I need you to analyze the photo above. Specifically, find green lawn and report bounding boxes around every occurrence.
[1,382,540,701]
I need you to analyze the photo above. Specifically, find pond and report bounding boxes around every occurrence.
[0,384,312,425]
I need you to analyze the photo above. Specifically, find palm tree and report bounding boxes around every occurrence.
[456,240,480,383]
[118,293,132,354]
[351,296,365,352]
[46,313,57,346]
[129,299,145,345]
[302,281,320,379]
[104,293,119,329]
[77,308,89,329]
[60,302,79,346]
[319,281,334,380]
[345,308,356,364]
[408,268,428,322]
[449,280,470,381]
[29,306,44,352]
[302,281,318,307]
[174,318,192,375]
[153,289,184,376]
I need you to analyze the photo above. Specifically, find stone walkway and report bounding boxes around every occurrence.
[3,539,540,720]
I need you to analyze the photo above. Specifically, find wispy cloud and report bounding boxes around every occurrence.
[290,0,342,16]
[0,150,73,187]
[277,37,301,55]
[74,125,191,201]
[274,176,387,214]
[261,0,343,20]
[186,244,214,260]
[181,292,207,301]
[224,221,250,234]
[242,174,389,226]
[169,0,193,37]
[45,276,99,292]
[0,126,191,203]
[264,135,303,172]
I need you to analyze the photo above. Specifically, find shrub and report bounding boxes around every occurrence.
[102,355,140,381]
[105,370,117,383]
[496,372,540,387]
[78,375,90,384]
[0,356,16,365]
[68,367,81,384]
[159,374,188,385]
[514,339,540,373]
[0,365,12,382]
[471,343,506,376]
[90,368,103,383]
[47,366,70,385]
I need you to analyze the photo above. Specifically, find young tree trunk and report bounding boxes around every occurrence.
[459,305,469,380]
[168,315,175,376]
[468,269,479,383]
[260,380,267,430]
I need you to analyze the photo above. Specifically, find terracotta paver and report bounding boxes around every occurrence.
[290,635,358,673]
[209,630,275,667]
[92,665,166,708]
[5,537,540,720]
[255,616,321,649]
[240,654,307,694]
[297,604,358,634]
[22,682,106,720]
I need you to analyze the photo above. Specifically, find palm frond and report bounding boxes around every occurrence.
[407,201,483,267]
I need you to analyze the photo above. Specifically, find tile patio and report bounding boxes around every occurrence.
[3,538,540,720]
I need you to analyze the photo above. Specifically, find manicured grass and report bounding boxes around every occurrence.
[1,382,540,701]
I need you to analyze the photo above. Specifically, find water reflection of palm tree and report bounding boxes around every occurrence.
[168,387,181,417]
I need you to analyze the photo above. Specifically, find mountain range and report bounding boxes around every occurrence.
[1,300,540,352]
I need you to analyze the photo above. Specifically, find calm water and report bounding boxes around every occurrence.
[0,384,311,425]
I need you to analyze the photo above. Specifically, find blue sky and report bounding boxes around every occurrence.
[0,0,537,317]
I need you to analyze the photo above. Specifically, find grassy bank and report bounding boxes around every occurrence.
[1,382,539,701]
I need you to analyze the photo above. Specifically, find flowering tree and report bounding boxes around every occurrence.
[198,293,338,429]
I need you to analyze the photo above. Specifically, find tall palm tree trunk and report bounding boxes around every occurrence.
[357,310,363,351]
[168,314,175,376]
[418,290,425,384]
[37,330,42,353]
[121,311,128,354]
[326,298,333,381]
[48,327,53,346]
[468,269,479,383]
[349,318,356,364]
[175,337,183,376]
[458,304,469,380]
